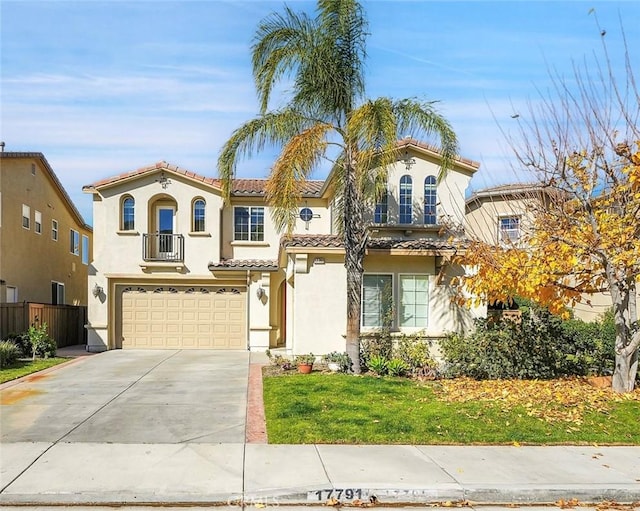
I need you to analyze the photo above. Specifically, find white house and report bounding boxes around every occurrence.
[83,139,484,354]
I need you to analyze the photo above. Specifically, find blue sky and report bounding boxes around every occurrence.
[2,0,638,225]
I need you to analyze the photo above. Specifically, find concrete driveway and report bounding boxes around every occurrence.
[0,350,250,444]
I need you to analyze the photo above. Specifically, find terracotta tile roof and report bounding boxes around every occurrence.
[280,234,464,251]
[396,138,480,170]
[83,161,324,197]
[466,183,549,205]
[208,259,279,270]
[83,161,218,190]
[229,179,324,197]
[280,234,343,249]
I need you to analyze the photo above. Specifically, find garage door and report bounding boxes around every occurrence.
[121,286,246,349]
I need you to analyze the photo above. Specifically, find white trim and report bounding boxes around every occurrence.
[398,272,430,329]
[361,272,394,330]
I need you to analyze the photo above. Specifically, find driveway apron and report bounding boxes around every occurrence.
[0,350,250,444]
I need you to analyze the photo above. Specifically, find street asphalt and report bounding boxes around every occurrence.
[0,348,638,507]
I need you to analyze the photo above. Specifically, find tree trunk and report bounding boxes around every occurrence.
[609,277,639,393]
[343,158,367,374]
[612,329,639,393]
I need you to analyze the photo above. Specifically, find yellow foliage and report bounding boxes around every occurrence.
[434,377,640,424]
[459,142,640,312]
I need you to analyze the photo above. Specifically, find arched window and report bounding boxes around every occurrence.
[399,175,412,224]
[121,196,135,230]
[374,188,388,224]
[424,176,437,224]
[192,198,205,232]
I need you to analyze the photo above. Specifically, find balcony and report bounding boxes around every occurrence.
[142,233,184,262]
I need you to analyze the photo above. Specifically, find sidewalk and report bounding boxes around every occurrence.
[1,350,638,506]
[1,443,638,506]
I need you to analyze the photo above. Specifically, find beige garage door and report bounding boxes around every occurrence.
[121,286,246,349]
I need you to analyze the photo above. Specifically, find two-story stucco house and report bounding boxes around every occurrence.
[83,139,484,354]
[0,150,92,305]
[465,183,639,322]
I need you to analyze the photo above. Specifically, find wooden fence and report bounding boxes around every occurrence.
[0,303,87,347]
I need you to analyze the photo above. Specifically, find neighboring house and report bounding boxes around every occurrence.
[0,150,92,306]
[465,183,638,322]
[83,139,484,353]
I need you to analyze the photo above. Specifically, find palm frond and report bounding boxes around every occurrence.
[392,98,459,179]
[252,7,315,114]
[217,109,311,202]
[265,122,333,233]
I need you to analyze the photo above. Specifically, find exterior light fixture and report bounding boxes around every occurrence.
[256,286,265,299]
[92,283,103,298]
[401,150,416,171]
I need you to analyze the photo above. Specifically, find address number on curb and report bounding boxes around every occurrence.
[309,489,369,501]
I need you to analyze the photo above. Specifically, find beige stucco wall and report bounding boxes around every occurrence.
[465,195,536,244]
[283,252,483,356]
[221,197,332,261]
[0,155,90,306]
[367,149,473,228]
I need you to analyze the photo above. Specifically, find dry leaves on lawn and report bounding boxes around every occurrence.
[433,377,640,424]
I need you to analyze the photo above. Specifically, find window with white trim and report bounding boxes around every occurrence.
[499,216,521,243]
[362,274,393,328]
[424,176,437,225]
[51,282,65,305]
[70,229,79,255]
[52,219,58,241]
[121,196,135,231]
[22,204,30,229]
[374,188,388,224]
[399,175,412,224]
[399,275,429,327]
[192,198,205,232]
[82,235,89,265]
[234,206,264,241]
[35,210,42,234]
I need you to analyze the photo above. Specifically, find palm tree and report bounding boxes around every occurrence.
[218,0,458,373]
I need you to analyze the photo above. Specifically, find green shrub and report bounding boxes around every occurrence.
[28,323,57,359]
[360,333,393,371]
[387,358,408,377]
[367,355,388,376]
[322,351,352,372]
[5,332,30,357]
[440,305,617,380]
[396,335,437,377]
[0,341,21,368]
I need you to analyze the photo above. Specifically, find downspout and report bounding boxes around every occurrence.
[246,270,251,351]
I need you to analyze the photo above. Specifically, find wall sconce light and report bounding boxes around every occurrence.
[256,286,265,299]
[401,150,416,171]
[92,283,103,298]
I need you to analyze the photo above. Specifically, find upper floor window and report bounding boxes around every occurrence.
[121,196,135,231]
[374,188,388,224]
[192,199,206,232]
[234,206,264,242]
[70,229,80,255]
[424,176,437,225]
[399,175,412,224]
[52,219,58,241]
[35,210,42,234]
[499,216,521,243]
[82,235,89,265]
[22,204,30,229]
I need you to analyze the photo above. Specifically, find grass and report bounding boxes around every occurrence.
[262,371,640,444]
[0,358,70,384]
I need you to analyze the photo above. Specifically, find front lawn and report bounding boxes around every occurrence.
[0,358,69,384]
[262,372,640,444]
